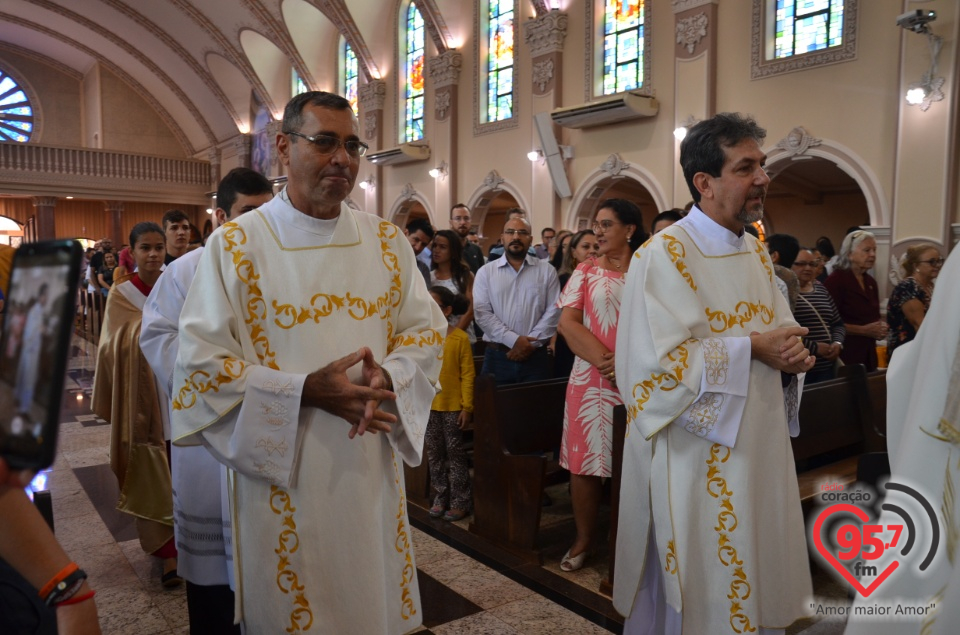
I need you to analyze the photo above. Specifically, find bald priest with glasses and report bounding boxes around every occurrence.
[172,92,447,634]
[473,212,561,384]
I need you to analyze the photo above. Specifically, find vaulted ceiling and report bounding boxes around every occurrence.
[0,0,453,155]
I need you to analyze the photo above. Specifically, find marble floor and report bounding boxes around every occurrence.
[28,336,850,634]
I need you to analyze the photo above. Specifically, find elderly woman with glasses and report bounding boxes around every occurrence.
[555,199,646,572]
[824,230,887,371]
[886,243,943,359]
[791,248,846,383]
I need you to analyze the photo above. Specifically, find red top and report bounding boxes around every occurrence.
[824,267,880,371]
[129,273,153,298]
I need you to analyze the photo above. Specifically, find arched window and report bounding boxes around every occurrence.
[602,0,646,95]
[774,0,844,59]
[341,40,359,116]
[0,68,34,143]
[485,1,515,122]
[403,3,426,142]
[291,69,308,96]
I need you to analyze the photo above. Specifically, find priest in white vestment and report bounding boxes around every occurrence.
[171,92,446,634]
[615,113,815,635]
[844,247,960,634]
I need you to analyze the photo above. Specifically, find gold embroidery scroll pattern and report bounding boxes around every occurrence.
[665,539,679,575]
[391,452,417,620]
[269,486,314,633]
[702,338,729,385]
[221,222,279,370]
[625,342,692,425]
[753,240,773,282]
[706,444,755,634]
[705,302,774,334]
[272,291,391,329]
[389,328,445,357]
[173,358,248,411]
[662,234,697,291]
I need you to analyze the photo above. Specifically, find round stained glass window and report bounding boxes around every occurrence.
[0,69,33,143]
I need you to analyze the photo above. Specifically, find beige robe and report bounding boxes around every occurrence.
[92,279,174,554]
[172,199,445,634]
[615,221,812,634]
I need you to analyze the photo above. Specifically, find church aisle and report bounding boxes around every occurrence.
[46,338,613,634]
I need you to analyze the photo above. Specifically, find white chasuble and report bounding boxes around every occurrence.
[172,197,446,634]
[615,210,812,634]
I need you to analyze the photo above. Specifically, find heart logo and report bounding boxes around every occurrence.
[812,503,900,597]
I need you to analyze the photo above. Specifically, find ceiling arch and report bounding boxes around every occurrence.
[240,29,293,119]
[282,0,340,91]
[240,0,317,90]
[207,54,255,133]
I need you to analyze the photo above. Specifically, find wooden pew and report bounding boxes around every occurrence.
[469,373,568,563]
[792,364,884,507]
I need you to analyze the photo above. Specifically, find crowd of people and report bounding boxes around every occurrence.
[2,94,953,634]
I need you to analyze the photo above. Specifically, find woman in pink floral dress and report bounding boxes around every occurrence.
[556,198,645,572]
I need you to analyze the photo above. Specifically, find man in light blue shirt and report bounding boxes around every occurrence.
[474,215,561,384]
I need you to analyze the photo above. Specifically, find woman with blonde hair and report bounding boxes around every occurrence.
[887,242,943,359]
[824,229,887,371]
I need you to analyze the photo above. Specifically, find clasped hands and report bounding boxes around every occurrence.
[750,326,816,374]
[302,347,397,439]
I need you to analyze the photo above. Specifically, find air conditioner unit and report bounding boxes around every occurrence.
[551,92,659,129]
[365,142,431,166]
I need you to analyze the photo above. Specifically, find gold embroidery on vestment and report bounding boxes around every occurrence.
[754,241,773,282]
[665,539,679,575]
[173,359,248,411]
[391,452,417,620]
[269,486,314,632]
[705,444,756,633]
[662,234,697,291]
[626,341,692,424]
[705,302,774,333]
[685,393,725,438]
[702,339,729,385]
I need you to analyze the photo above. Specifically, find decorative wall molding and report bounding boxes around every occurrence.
[751,0,859,79]
[323,0,383,81]
[104,201,125,213]
[482,170,505,191]
[234,134,251,167]
[600,154,630,178]
[774,127,822,157]
[359,80,387,111]
[523,11,568,57]
[435,89,452,121]
[671,0,717,13]
[364,114,378,140]
[532,59,555,93]
[400,182,417,200]
[31,196,57,208]
[531,0,552,17]
[676,12,709,54]
[428,50,462,89]
[415,0,455,52]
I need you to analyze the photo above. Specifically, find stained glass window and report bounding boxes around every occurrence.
[343,41,359,116]
[775,0,843,59]
[404,3,425,142]
[487,1,515,122]
[0,70,33,143]
[292,69,308,96]
[602,0,645,95]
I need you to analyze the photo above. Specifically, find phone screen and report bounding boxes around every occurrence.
[0,240,81,470]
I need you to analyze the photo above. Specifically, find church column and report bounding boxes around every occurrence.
[359,80,386,216]
[672,0,718,206]
[523,9,567,229]
[31,196,57,241]
[104,201,124,246]
[208,147,222,192]
[234,135,251,170]
[427,50,463,218]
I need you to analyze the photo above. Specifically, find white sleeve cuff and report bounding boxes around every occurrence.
[672,337,751,448]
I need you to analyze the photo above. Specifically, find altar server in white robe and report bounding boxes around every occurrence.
[172,92,446,635]
[140,167,273,634]
[844,248,960,634]
[615,113,815,635]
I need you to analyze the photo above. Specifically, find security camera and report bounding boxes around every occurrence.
[897,9,937,34]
